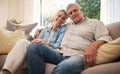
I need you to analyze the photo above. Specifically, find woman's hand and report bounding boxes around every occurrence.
[31,39,43,43]
[40,40,50,46]
[31,39,50,46]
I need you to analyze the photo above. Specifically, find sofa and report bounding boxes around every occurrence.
[0,21,120,74]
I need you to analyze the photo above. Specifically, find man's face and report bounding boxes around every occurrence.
[67,5,83,24]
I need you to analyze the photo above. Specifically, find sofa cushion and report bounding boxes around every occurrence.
[0,55,7,68]
[81,62,120,74]
[45,63,55,74]
[96,37,120,64]
[0,29,25,54]
[6,20,37,39]
[106,22,120,40]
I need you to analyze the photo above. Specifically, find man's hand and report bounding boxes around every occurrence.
[83,40,105,69]
[33,29,41,39]
[84,46,97,69]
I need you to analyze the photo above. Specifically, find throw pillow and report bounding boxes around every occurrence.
[0,29,25,54]
[96,37,120,64]
[6,20,20,31]
[6,20,37,39]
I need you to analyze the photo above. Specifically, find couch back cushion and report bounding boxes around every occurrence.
[0,29,25,54]
[106,22,120,40]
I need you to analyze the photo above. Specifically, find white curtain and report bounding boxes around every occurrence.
[0,0,8,28]
[23,0,33,24]
[0,0,34,28]
[100,0,120,25]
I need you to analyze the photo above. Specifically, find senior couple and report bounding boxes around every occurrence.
[1,3,112,74]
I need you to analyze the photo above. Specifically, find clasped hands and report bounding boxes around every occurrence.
[31,39,50,46]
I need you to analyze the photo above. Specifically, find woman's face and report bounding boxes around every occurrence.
[54,11,67,26]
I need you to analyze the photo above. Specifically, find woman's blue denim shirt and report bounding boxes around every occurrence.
[38,25,66,49]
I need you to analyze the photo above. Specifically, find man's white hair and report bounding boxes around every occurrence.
[66,3,82,12]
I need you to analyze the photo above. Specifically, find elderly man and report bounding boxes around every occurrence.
[27,3,112,74]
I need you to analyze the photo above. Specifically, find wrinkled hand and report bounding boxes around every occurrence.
[83,40,105,69]
[83,46,97,69]
[31,39,50,46]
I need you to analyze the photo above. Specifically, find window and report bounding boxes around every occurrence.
[33,0,75,27]
[76,0,100,19]
[33,0,120,27]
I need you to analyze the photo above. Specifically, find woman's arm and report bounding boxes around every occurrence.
[50,26,66,48]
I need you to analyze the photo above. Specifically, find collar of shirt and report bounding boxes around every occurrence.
[72,17,89,25]
[46,26,63,32]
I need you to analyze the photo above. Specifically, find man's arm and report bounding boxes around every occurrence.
[84,40,106,68]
